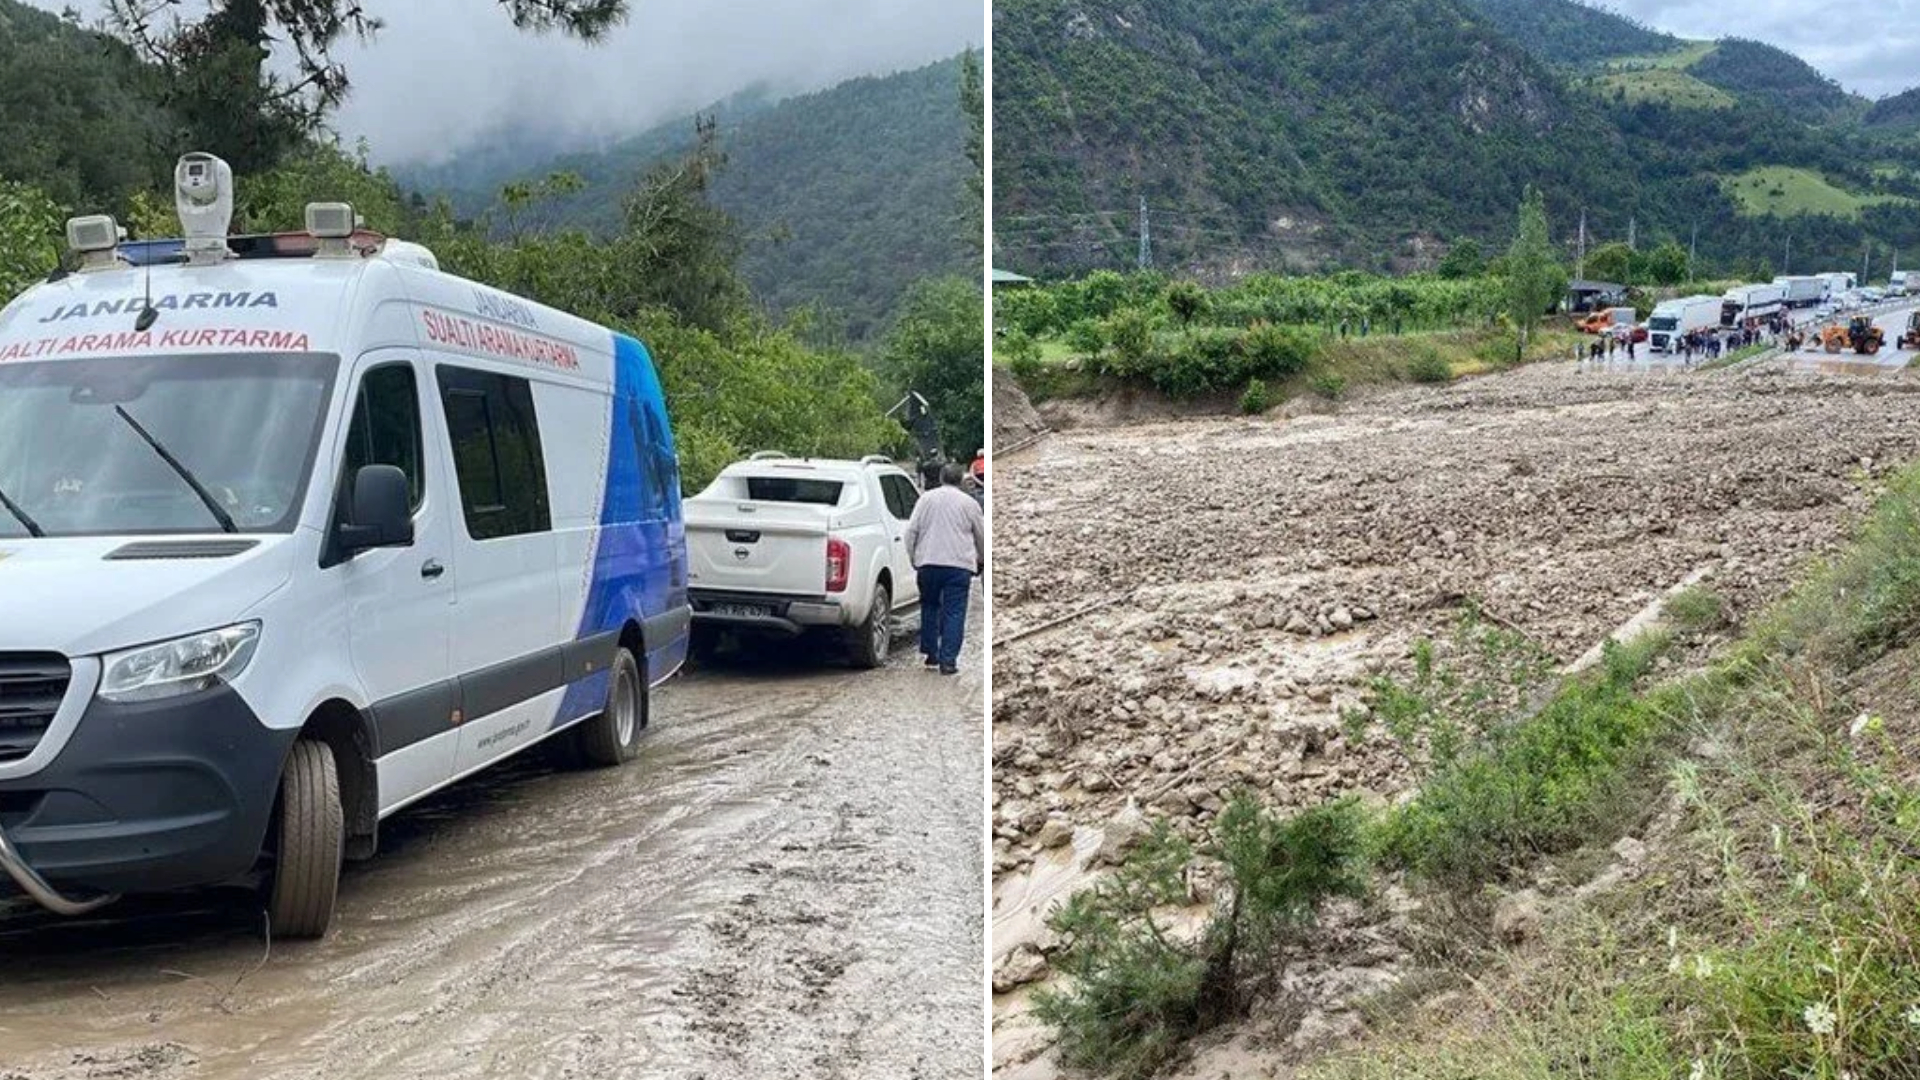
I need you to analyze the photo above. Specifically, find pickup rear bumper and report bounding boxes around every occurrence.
[689,589,850,636]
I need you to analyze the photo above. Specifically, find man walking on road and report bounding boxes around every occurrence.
[906,463,986,675]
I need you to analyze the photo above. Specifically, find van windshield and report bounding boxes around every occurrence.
[0,353,337,537]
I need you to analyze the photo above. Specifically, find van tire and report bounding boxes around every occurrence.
[577,648,645,767]
[847,583,891,669]
[268,739,343,940]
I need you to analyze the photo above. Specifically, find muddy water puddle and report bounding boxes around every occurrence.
[0,614,984,1080]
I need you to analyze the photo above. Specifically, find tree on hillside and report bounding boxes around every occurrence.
[881,277,985,459]
[1436,238,1483,280]
[1585,241,1634,285]
[1505,186,1560,364]
[0,181,63,301]
[1646,240,1689,285]
[104,0,629,172]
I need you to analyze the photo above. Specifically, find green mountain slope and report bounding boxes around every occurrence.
[1865,87,1920,133]
[399,57,974,342]
[993,0,1634,274]
[1456,0,1675,67]
[1688,38,1865,124]
[0,0,177,209]
[994,0,1920,280]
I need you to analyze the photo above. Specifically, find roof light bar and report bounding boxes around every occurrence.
[65,215,122,272]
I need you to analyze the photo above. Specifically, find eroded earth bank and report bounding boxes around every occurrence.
[991,358,1920,1077]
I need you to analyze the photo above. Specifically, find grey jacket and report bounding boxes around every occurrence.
[904,484,986,573]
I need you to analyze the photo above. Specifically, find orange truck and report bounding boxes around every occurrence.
[1578,306,1637,334]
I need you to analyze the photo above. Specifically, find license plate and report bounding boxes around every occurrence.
[713,603,770,618]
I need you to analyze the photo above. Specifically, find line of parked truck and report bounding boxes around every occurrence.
[1586,270,1914,355]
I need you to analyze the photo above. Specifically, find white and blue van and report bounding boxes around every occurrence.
[0,155,689,936]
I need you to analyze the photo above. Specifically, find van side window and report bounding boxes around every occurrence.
[436,366,551,540]
[342,364,425,510]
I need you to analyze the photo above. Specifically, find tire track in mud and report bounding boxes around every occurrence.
[0,609,983,1080]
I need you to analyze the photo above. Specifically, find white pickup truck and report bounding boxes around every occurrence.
[683,454,923,667]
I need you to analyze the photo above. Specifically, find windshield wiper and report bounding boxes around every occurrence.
[0,484,42,538]
[112,405,238,534]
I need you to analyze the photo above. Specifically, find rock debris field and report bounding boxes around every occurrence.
[990,358,1920,1072]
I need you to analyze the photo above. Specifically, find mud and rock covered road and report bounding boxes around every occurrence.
[991,358,1920,1075]
[0,604,983,1080]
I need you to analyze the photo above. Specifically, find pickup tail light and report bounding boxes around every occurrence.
[825,537,851,593]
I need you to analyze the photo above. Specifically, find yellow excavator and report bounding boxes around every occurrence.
[1819,316,1884,355]
[1850,315,1886,355]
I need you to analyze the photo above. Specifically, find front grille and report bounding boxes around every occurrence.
[0,654,69,764]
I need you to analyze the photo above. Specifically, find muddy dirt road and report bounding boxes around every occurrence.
[0,606,983,1080]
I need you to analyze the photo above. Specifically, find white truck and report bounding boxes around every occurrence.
[684,454,923,668]
[1722,283,1787,327]
[1772,275,1827,309]
[1819,272,1858,298]
[1647,295,1723,352]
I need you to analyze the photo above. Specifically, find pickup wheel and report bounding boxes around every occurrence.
[267,739,344,939]
[576,647,646,767]
[847,583,892,669]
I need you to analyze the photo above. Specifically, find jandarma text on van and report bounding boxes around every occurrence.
[36,291,281,322]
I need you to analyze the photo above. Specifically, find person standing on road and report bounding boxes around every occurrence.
[905,463,986,675]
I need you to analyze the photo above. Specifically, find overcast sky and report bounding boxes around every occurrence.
[1603,0,1918,98]
[30,0,981,164]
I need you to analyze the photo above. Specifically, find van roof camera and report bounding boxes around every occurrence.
[174,152,234,265]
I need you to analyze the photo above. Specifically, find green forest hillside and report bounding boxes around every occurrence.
[1456,0,1675,67]
[993,0,1632,274]
[1865,86,1920,132]
[994,0,1920,280]
[399,57,975,341]
[0,1,177,208]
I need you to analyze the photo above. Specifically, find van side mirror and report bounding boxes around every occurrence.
[337,464,413,553]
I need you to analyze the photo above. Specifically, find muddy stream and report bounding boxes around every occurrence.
[0,604,983,1080]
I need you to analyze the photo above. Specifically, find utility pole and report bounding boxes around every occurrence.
[1784,233,1791,276]
[1576,209,1587,281]
[1863,238,1871,284]
[1137,196,1151,271]
[1689,222,1698,283]
[1628,216,1637,252]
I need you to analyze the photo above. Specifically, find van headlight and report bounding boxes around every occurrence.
[99,623,261,703]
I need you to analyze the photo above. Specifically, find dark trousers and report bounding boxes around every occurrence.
[917,565,972,668]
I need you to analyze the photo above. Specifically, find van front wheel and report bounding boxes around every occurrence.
[267,739,344,939]
[577,648,646,767]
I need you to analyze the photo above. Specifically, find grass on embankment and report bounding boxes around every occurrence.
[1035,610,1683,1078]
[1307,464,1920,1080]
